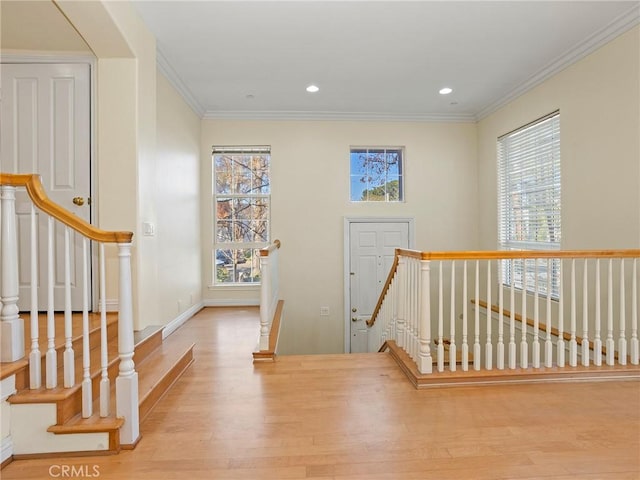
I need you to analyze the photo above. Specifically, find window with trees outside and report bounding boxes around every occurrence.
[213,146,270,285]
[497,111,561,297]
[350,147,404,202]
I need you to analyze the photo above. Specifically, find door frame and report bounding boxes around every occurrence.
[343,216,415,353]
[2,53,98,310]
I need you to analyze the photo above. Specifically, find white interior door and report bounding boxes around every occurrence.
[349,221,409,353]
[1,63,91,311]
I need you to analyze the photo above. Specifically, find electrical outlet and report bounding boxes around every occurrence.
[320,306,330,316]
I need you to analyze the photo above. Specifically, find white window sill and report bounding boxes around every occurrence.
[207,284,260,291]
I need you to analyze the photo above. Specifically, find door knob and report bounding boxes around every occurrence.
[351,317,358,322]
[72,196,85,206]
[352,307,357,312]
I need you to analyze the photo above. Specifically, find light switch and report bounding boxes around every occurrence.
[143,222,155,236]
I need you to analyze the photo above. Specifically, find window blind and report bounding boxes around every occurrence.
[497,111,561,296]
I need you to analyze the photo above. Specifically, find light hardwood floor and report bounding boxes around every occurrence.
[2,307,639,479]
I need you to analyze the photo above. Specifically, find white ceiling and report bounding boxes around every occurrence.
[132,1,639,121]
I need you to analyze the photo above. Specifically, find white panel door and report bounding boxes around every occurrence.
[349,222,409,353]
[1,63,91,311]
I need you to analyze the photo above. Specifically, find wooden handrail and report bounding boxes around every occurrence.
[1,173,133,243]
[420,249,640,260]
[259,239,281,256]
[366,253,401,327]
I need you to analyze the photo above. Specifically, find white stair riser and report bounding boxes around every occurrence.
[11,404,108,455]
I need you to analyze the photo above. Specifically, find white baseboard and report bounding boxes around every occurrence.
[162,302,205,339]
[97,299,118,313]
[202,299,260,307]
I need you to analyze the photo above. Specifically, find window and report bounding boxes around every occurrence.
[350,147,404,202]
[497,111,561,296]
[213,146,270,284]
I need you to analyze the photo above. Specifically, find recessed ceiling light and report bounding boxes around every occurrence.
[439,87,453,95]
[306,85,320,93]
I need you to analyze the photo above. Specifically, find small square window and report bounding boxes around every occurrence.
[350,147,404,202]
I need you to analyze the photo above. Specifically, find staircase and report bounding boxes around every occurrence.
[0,312,194,461]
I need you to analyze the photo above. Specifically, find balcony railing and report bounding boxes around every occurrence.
[368,248,639,379]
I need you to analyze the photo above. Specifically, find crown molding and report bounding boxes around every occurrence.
[202,110,477,123]
[476,3,640,121]
[156,46,205,117]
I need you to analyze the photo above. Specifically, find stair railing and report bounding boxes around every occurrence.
[0,173,139,445]
[368,248,640,375]
[257,239,281,352]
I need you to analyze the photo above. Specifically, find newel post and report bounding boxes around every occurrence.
[417,258,433,374]
[0,186,25,362]
[259,252,271,351]
[115,242,139,445]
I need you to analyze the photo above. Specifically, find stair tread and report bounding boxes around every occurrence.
[44,333,194,435]
[47,415,124,433]
[24,312,119,354]
[136,336,195,396]
[0,318,163,388]
[7,317,194,446]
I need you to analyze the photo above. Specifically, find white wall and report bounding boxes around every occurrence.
[477,25,640,251]
[201,120,478,354]
[57,0,159,330]
[156,71,202,324]
[0,0,90,52]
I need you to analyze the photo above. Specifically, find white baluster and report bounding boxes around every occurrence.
[417,258,432,374]
[606,259,615,366]
[630,258,638,365]
[437,262,444,372]
[462,261,469,371]
[544,259,553,368]
[0,185,25,362]
[259,252,270,351]
[618,259,627,365]
[509,260,516,369]
[29,204,41,388]
[46,216,57,388]
[581,259,590,366]
[81,238,92,417]
[116,242,140,446]
[533,258,540,369]
[569,259,577,367]
[99,244,110,417]
[497,260,505,370]
[520,258,528,369]
[409,259,417,359]
[391,277,397,342]
[415,259,421,359]
[405,259,413,356]
[557,260,565,368]
[63,226,75,388]
[449,261,457,372]
[485,260,492,370]
[593,259,602,366]
[396,256,406,349]
[473,260,480,371]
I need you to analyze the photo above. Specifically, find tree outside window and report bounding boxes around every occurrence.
[213,147,270,284]
[350,147,404,202]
